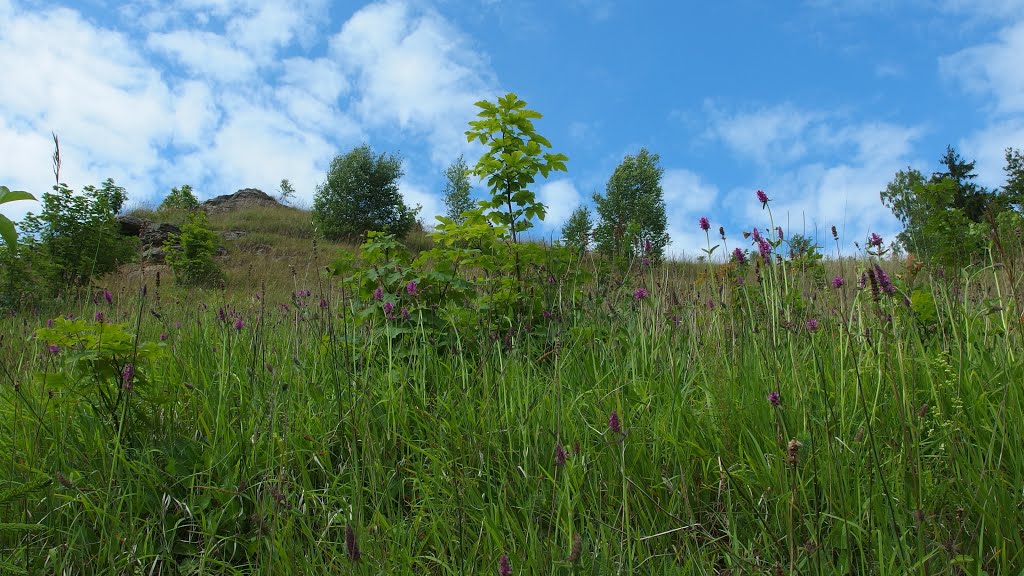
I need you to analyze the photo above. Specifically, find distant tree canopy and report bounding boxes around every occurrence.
[159,184,200,213]
[561,205,593,253]
[881,145,1023,267]
[592,148,669,259]
[312,145,420,242]
[442,155,474,224]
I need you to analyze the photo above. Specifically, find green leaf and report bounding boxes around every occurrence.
[0,215,16,247]
[0,186,36,204]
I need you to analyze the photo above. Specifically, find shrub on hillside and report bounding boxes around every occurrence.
[165,211,223,287]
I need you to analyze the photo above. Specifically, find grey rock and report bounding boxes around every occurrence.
[203,188,281,213]
[140,223,181,247]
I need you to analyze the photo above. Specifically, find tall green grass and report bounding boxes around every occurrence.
[1,245,1021,574]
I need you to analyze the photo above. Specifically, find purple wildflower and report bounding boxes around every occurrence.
[48,344,60,354]
[406,280,418,296]
[383,301,395,315]
[94,311,104,323]
[719,226,726,240]
[122,364,135,388]
[555,443,567,467]
[103,290,112,304]
[758,238,771,261]
[699,217,710,232]
[752,228,762,242]
[400,307,410,321]
[633,287,648,301]
[373,287,384,301]
[868,233,883,248]
[608,410,622,435]
[498,554,512,576]
[159,332,168,341]
[706,298,715,310]
[768,391,781,407]
[234,317,244,331]
[732,247,747,265]
[873,264,895,294]
[831,225,838,240]
[46,318,54,328]
[805,318,819,332]
[831,276,845,289]
[643,239,653,254]
[756,189,769,205]
[345,525,361,562]
[776,226,784,240]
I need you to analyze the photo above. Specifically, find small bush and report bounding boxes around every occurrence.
[165,211,223,287]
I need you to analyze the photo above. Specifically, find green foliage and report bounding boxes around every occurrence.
[592,148,669,260]
[278,178,296,205]
[158,184,200,213]
[0,186,36,248]
[165,211,223,287]
[312,144,420,242]
[1001,147,1024,210]
[465,93,568,243]
[561,205,593,253]
[16,179,135,289]
[442,154,474,224]
[0,475,48,576]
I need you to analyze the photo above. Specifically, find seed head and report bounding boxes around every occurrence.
[831,225,838,240]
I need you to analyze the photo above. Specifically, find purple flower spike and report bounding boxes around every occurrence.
[48,344,60,354]
[234,317,244,331]
[498,554,512,576]
[831,276,845,289]
[345,525,361,562]
[406,280,418,296]
[122,363,135,388]
[373,287,384,301]
[608,410,622,435]
[555,443,567,467]
[768,391,781,407]
[732,247,747,265]
[383,301,395,315]
[94,311,104,323]
[868,233,883,248]
[103,290,112,304]
[159,332,168,341]
[633,287,648,301]
[757,189,769,205]
[805,318,819,332]
[699,217,710,232]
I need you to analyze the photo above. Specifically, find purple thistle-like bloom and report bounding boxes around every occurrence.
[732,247,747,265]
[776,226,784,240]
[46,318,54,328]
[234,317,244,331]
[751,227,762,242]
[873,264,895,294]
[406,280,418,296]
[805,318,819,332]
[768,391,781,407]
[218,307,227,322]
[103,290,112,304]
[122,363,135,387]
[633,287,648,301]
[706,298,715,310]
[555,443,567,467]
[756,189,769,205]
[94,311,104,323]
[831,276,845,289]
[345,525,361,562]
[383,301,395,315]
[857,272,868,290]
[498,554,512,576]
[868,233,883,248]
[48,344,60,354]
[373,287,384,301]
[320,298,329,309]
[758,238,771,261]
[608,410,622,434]
[699,216,710,231]
[401,307,410,320]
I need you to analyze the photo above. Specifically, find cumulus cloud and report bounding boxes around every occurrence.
[941,20,1024,116]
[537,179,583,231]
[662,169,720,257]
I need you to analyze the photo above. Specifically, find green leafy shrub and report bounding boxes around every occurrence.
[592,148,669,260]
[165,211,223,287]
[158,184,200,213]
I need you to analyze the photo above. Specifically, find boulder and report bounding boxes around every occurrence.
[203,188,281,213]
[140,222,181,247]
[116,214,149,236]
[142,246,166,264]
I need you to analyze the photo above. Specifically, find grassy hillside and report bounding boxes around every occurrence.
[1,202,1021,574]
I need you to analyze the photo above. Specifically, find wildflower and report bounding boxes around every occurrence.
[633,287,648,301]
[542,310,555,319]
[48,344,60,354]
[401,307,410,321]
[643,239,653,254]
[345,524,361,562]
[234,317,244,331]
[831,225,838,241]
[873,264,895,294]
[373,287,384,301]
[320,299,329,309]
[857,271,868,290]
[768,391,781,407]
[122,363,135,389]
[641,256,651,269]
[699,217,710,231]
[103,290,112,304]
[555,443,567,467]
[498,554,512,576]
[752,227,762,242]
[719,226,726,240]
[805,318,819,332]
[736,275,745,286]
[94,311,104,323]
[756,189,769,206]
[608,410,622,435]
[159,333,168,341]
[732,247,747,265]
[787,438,802,465]
[46,318,54,328]
[406,280,418,296]
[758,238,771,261]
[706,298,715,310]
[831,276,845,289]
[868,233,883,248]
[383,301,395,315]
[567,533,582,562]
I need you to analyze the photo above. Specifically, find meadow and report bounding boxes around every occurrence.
[1,201,1022,575]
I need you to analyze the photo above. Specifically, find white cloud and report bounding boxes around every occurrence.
[941,20,1024,116]
[329,0,498,165]
[960,119,1024,190]
[538,179,583,230]
[662,169,720,257]
[147,30,258,83]
[399,179,443,228]
[705,103,822,166]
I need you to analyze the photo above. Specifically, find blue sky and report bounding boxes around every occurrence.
[1,0,1022,256]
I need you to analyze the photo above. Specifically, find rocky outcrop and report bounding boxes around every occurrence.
[202,188,281,213]
[115,215,181,264]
